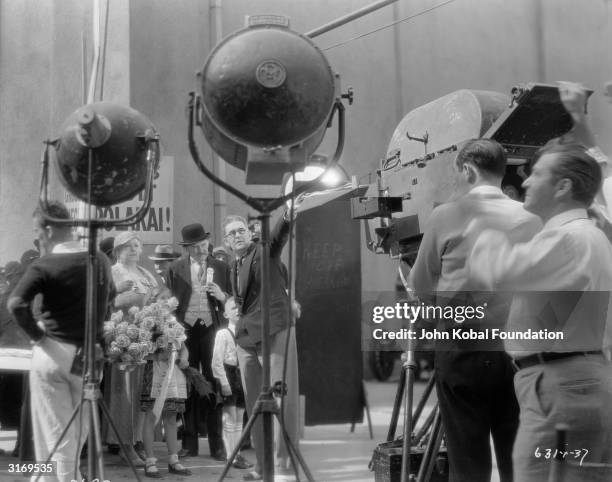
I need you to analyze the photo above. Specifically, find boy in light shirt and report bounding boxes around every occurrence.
[211,297,253,470]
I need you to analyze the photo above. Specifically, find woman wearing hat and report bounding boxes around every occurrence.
[112,231,159,309]
[106,231,159,467]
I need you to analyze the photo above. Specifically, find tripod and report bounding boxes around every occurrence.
[394,265,445,482]
[386,362,445,482]
[35,130,159,481]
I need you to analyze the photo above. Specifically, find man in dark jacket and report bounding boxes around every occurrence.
[223,212,300,481]
[167,223,231,460]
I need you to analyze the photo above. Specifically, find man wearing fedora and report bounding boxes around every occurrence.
[167,223,231,460]
[148,244,180,286]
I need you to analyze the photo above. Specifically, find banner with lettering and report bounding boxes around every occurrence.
[64,156,174,244]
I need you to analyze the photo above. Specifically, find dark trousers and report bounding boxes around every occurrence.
[435,350,519,482]
[182,319,224,456]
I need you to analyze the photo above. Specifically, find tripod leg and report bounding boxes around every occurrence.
[275,411,315,482]
[276,411,301,482]
[98,395,143,482]
[362,380,374,440]
[217,407,259,482]
[262,409,274,482]
[89,397,105,481]
[411,373,435,429]
[412,403,437,447]
[387,365,406,441]
[401,357,418,482]
[416,407,443,482]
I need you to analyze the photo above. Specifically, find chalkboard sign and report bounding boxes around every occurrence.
[296,191,363,425]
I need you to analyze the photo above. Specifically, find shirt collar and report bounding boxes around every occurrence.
[543,208,588,230]
[52,241,86,254]
[468,185,504,196]
[190,255,206,265]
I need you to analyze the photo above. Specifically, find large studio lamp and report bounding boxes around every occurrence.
[187,17,352,482]
[194,18,345,187]
[53,102,159,206]
[36,102,160,482]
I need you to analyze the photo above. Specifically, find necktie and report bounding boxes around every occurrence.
[197,261,205,285]
[235,257,244,293]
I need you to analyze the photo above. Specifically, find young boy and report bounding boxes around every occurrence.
[211,297,253,470]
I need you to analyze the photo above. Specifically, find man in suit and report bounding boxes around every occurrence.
[148,244,180,286]
[167,223,231,460]
[223,213,300,481]
[408,139,541,482]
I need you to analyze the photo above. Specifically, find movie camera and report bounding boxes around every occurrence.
[352,83,586,258]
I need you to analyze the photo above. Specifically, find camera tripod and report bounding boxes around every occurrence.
[387,361,445,482]
[393,264,446,482]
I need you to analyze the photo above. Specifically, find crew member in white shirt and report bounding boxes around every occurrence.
[467,143,612,482]
[408,139,541,482]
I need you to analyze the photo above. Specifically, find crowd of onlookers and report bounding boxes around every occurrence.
[1,206,297,482]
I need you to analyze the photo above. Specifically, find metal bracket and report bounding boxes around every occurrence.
[341,87,354,105]
[406,130,429,156]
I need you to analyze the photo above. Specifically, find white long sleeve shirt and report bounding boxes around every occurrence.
[408,185,541,295]
[211,325,238,387]
[468,209,612,356]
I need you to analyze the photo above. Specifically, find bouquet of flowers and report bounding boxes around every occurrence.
[103,296,186,366]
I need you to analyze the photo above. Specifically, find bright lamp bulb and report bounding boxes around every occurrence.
[294,166,325,182]
[321,169,343,187]
[283,165,348,199]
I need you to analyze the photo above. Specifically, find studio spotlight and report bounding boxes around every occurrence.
[197,19,339,185]
[54,102,159,207]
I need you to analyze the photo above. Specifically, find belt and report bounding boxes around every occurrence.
[513,350,603,370]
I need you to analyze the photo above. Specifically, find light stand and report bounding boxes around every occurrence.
[187,90,346,482]
[34,106,160,482]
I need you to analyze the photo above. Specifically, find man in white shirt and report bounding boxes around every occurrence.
[467,144,612,482]
[408,139,541,482]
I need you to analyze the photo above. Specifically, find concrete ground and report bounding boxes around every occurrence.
[0,362,501,482]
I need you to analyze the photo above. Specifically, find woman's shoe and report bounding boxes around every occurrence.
[168,462,192,476]
[145,461,163,478]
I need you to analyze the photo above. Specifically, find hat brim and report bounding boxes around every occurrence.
[178,232,210,246]
[148,254,180,261]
